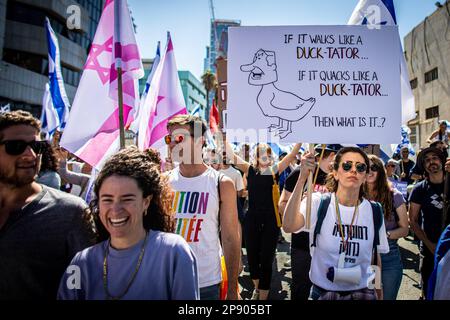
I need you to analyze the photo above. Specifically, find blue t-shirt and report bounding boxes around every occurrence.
[57,230,199,300]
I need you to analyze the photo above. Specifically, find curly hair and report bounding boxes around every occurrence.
[39,141,59,172]
[0,110,40,140]
[325,146,369,200]
[84,146,175,242]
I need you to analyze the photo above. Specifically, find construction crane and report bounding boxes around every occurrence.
[209,0,219,67]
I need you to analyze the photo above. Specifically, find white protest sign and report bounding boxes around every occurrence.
[227,26,401,144]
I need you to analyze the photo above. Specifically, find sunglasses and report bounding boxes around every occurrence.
[164,134,191,145]
[341,161,367,173]
[369,164,380,172]
[0,140,46,156]
[386,164,396,168]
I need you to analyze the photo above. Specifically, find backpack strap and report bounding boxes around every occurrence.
[369,200,384,266]
[311,193,332,247]
[369,201,383,248]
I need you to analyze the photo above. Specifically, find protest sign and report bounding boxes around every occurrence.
[227,25,401,144]
[392,181,408,199]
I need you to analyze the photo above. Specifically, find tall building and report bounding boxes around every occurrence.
[138,60,206,118]
[205,19,240,75]
[0,0,104,117]
[404,1,450,147]
[204,19,240,122]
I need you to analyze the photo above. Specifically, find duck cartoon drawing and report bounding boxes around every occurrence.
[240,49,316,139]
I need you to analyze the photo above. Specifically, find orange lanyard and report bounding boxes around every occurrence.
[334,195,359,253]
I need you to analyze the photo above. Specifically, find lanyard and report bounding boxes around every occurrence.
[334,194,359,253]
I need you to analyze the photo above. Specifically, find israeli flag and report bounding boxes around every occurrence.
[348,0,416,125]
[128,42,161,134]
[190,104,201,117]
[0,103,10,114]
[395,125,415,156]
[142,41,161,99]
[42,17,70,138]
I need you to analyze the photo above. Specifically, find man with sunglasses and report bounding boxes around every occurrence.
[409,146,450,299]
[165,115,241,300]
[0,111,94,299]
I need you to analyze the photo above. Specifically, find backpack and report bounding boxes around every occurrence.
[311,193,384,263]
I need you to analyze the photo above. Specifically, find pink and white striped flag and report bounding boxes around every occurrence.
[60,0,143,169]
[137,32,187,158]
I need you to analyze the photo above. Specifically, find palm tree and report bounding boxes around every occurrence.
[201,70,217,123]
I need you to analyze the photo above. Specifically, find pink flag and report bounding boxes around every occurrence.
[137,32,187,157]
[60,0,143,169]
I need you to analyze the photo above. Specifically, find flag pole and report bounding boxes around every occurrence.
[305,143,315,230]
[115,0,125,149]
[118,67,125,149]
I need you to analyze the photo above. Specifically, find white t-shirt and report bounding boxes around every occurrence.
[167,166,222,288]
[297,192,389,291]
[220,166,244,192]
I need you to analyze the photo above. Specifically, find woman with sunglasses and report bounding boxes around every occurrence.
[57,146,199,300]
[227,142,302,300]
[284,147,389,300]
[366,155,409,300]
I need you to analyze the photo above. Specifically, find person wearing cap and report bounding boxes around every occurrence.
[399,146,415,185]
[279,144,342,300]
[409,147,450,299]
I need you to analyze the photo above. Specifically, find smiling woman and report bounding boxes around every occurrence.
[57,146,200,300]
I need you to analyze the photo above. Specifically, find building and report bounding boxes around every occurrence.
[138,58,154,94]
[203,19,240,121]
[404,1,450,147]
[178,70,206,117]
[138,59,206,118]
[205,19,240,75]
[0,0,104,117]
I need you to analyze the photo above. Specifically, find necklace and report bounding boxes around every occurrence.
[103,231,149,300]
[334,195,359,254]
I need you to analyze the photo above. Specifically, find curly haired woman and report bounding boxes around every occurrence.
[58,146,199,300]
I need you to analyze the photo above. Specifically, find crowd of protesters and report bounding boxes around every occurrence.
[1,110,450,300]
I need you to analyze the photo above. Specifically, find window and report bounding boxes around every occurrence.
[409,126,417,144]
[3,49,81,86]
[425,106,439,119]
[424,68,438,83]
[6,0,99,50]
[410,78,418,90]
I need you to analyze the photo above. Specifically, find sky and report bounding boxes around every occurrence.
[127,0,442,80]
